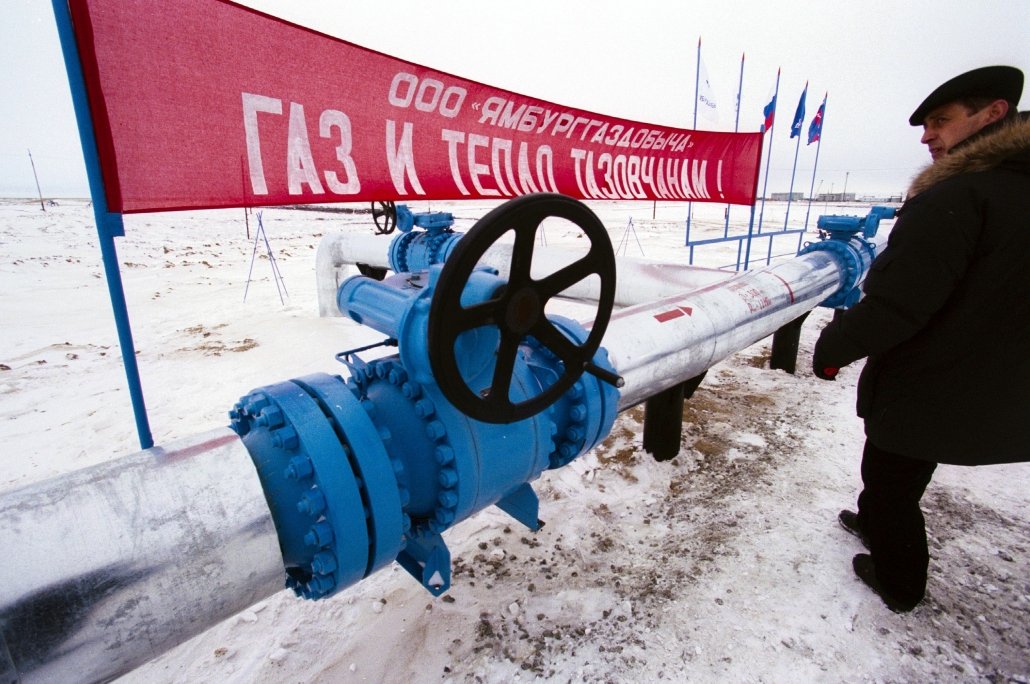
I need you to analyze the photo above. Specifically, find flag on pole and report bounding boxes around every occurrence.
[762,91,777,132]
[734,53,745,126]
[697,54,719,123]
[790,83,808,138]
[808,94,826,144]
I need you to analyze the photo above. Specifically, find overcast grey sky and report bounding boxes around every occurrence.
[2,0,1027,199]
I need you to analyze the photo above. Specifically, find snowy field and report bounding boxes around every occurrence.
[1,198,1027,683]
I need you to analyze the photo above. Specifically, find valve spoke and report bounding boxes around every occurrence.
[508,221,539,286]
[536,253,597,302]
[530,318,583,365]
[488,330,521,406]
[452,297,500,333]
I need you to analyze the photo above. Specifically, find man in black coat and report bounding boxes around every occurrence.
[812,65,1029,612]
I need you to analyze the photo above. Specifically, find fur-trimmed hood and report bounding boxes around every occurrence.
[908,114,1030,198]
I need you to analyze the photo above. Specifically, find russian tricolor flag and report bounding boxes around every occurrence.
[762,94,777,132]
[808,94,827,145]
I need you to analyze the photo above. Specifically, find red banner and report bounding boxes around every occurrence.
[69,0,763,213]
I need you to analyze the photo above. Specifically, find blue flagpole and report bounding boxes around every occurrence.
[803,137,822,230]
[804,93,827,231]
[783,82,807,231]
[783,133,802,229]
[782,133,799,229]
[724,51,745,238]
[685,36,701,245]
[756,67,780,236]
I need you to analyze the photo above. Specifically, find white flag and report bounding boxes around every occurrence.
[697,55,719,124]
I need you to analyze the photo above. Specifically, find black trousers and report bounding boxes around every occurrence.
[856,440,938,604]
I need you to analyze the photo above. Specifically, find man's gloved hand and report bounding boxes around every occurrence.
[812,343,840,380]
[813,319,853,381]
[813,363,839,381]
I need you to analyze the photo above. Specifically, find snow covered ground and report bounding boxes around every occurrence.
[1,198,1027,683]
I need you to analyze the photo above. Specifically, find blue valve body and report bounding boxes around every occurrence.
[388,205,463,273]
[232,264,619,599]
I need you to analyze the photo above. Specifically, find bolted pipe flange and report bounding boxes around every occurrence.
[292,373,407,578]
[388,230,418,273]
[798,236,877,309]
[231,379,372,601]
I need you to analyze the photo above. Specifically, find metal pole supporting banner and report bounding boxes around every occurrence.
[28,149,46,212]
[52,0,153,449]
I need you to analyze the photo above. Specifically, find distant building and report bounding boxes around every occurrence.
[770,192,805,201]
[859,194,904,203]
[816,192,857,202]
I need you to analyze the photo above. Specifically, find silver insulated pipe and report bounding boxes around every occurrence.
[0,428,284,684]
[608,249,844,409]
[315,230,732,315]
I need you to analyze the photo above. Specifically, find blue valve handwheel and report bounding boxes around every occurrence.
[427,193,616,424]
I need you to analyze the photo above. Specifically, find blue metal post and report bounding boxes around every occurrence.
[52,0,153,449]
[742,201,758,271]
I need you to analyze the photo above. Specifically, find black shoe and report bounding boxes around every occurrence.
[852,554,920,613]
[838,509,870,549]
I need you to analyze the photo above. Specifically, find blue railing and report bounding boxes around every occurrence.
[685,222,807,271]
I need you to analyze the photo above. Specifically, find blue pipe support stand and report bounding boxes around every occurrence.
[232,265,619,599]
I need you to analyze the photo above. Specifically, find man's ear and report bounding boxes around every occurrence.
[983,99,1011,125]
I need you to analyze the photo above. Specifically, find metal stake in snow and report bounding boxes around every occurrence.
[616,216,645,257]
[27,149,46,212]
[243,210,288,304]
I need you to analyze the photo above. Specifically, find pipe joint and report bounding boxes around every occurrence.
[798,234,879,308]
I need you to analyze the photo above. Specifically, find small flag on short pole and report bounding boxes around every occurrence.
[697,53,719,123]
[808,94,826,145]
[762,89,777,133]
[686,37,719,241]
[804,93,828,230]
[790,84,807,139]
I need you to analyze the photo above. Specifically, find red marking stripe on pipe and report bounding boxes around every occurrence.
[770,273,796,304]
[654,306,694,323]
